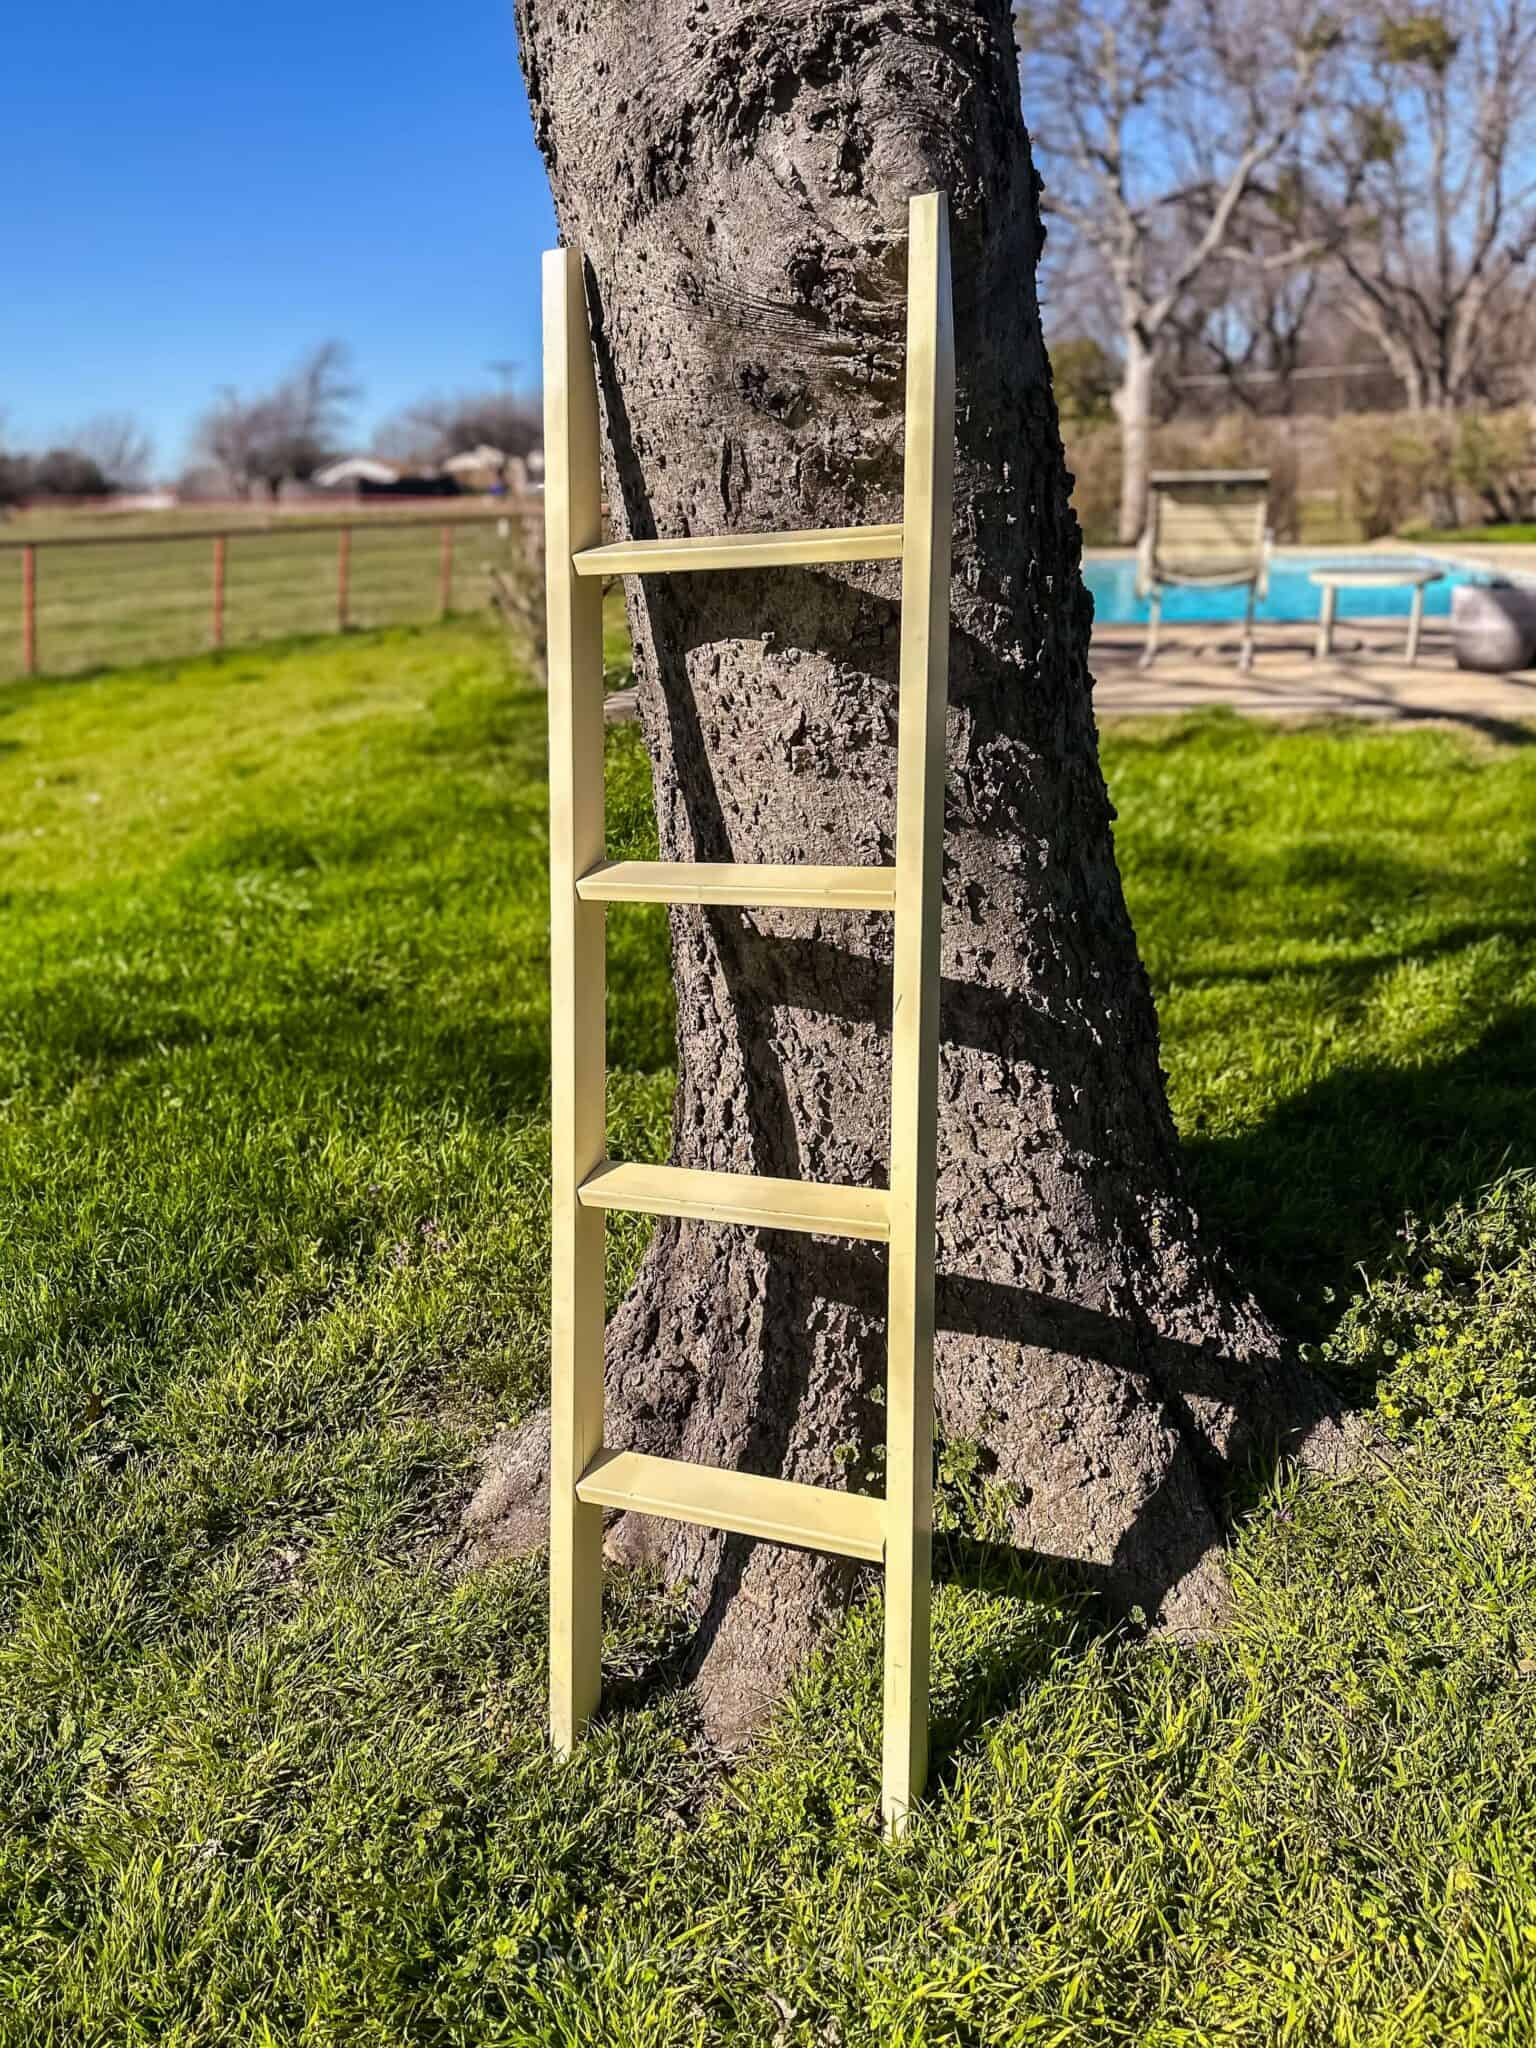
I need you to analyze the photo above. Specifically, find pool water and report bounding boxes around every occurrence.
[1083,552,1485,626]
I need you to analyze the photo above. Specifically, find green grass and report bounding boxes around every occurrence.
[1407,524,1536,546]
[3,621,1536,2044]
[0,501,523,543]
[0,510,529,681]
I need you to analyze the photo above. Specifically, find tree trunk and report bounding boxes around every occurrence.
[470,0,1349,1746]
[1413,392,1459,531]
[1113,332,1156,544]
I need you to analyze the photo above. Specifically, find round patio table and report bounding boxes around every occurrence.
[1310,560,1445,667]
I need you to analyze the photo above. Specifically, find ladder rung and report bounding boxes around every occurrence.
[577,860,897,911]
[576,1448,886,1562]
[572,525,904,576]
[578,1160,891,1241]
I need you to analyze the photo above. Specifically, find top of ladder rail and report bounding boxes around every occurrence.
[572,524,904,577]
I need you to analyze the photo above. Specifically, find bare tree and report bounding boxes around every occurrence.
[70,413,155,491]
[0,422,117,504]
[1019,0,1342,538]
[267,341,358,488]
[193,342,358,498]
[0,413,21,512]
[374,388,542,468]
[468,0,1351,1743]
[1321,0,1536,412]
[194,390,270,499]
[1168,242,1325,415]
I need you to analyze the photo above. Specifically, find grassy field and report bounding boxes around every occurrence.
[3,618,1536,2044]
[1410,524,1536,547]
[0,506,535,682]
[0,498,533,543]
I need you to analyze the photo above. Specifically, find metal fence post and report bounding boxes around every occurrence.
[211,535,227,650]
[22,544,37,677]
[439,522,455,618]
[337,527,351,632]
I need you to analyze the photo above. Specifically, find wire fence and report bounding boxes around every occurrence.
[0,505,541,681]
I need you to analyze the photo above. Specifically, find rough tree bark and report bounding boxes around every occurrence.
[468,0,1350,1745]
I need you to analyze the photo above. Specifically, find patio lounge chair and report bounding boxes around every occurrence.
[1136,469,1272,673]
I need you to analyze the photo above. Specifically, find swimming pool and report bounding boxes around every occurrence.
[1082,551,1487,626]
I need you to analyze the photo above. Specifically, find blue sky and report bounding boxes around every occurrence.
[2,0,555,474]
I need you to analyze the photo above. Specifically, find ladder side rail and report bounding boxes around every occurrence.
[882,191,956,1838]
[545,246,610,1751]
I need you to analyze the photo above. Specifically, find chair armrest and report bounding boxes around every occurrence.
[1135,527,1155,600]
[1255,529,1273,603]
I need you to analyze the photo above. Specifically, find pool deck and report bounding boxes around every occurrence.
[1398,541,1536,580]
[1090,619,1536,736]
[1085,542,1536,734]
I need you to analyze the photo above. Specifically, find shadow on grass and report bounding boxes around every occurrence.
[914,987,1536,1765]
[1171,915,1536,995]
[1187,1002,1536,1361]
[927,1534,1104,1782]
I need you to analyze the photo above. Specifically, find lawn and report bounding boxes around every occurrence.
[1410,525,1536,547]
[2,618,1536,2045]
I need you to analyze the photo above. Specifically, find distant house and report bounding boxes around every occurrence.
[313,458,404,490]
[440,447,543,496]
[314,456,460,499]
[442,445,511,492]
[108,490,179,514]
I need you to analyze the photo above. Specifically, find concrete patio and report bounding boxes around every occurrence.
[1090,540,1536,735]
[1090,619,1536,737]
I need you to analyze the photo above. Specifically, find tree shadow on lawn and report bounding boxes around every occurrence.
[824,968,1536,1754]
[907,999,1536,1778]
[1184,999,1536,1374]
[924,1536,1107,1776]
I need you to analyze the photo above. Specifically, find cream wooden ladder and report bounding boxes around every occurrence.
[544,191,954,1836]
